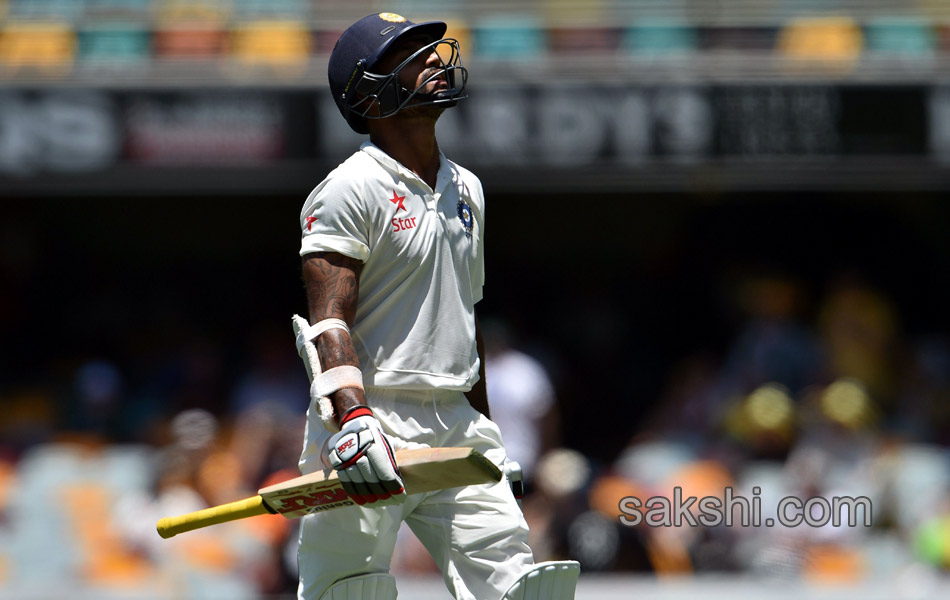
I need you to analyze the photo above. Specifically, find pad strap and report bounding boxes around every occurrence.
[311,365,364,399]
[295,317,350,355]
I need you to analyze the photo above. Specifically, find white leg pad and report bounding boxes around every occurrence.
[319,573,397,600]
[503,560,580,600]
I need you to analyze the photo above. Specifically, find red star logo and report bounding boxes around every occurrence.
[389,191,407,212]
[305,216,318,231]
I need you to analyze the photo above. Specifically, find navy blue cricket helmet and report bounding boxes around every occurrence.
[327,12,468,134]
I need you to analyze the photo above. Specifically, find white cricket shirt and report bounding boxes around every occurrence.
[299,142,485,391]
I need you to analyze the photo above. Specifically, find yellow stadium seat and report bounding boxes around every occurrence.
[230,20,312,66]
[776,16,863,66]
[0,22,75,75]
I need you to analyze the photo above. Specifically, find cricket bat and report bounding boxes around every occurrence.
[156,447,501,539]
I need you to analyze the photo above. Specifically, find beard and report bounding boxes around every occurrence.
[398,101,447,123]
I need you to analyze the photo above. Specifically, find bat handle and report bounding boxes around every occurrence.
[156,495,271,539]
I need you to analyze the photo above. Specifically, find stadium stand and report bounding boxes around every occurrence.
[471,14,547,60]
[0,0,950,76]
[232,0,309,20]
[0,20,75,73]
[151,2,227,60]
[81,0,151,22]
[78,22,150,64]
[864,15,936,56]
[230,19,312,70]
[0,0,948,80]
[622,17,698,57]
[5,0,84,21]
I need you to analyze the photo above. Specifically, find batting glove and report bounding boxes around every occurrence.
[327,406,406,506]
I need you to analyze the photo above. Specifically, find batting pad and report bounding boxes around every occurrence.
[319,573,396,600]
[503,560,580,600]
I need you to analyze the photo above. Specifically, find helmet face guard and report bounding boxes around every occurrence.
[342,38,468,131]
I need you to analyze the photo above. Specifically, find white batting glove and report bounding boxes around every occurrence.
[327,406,406,506]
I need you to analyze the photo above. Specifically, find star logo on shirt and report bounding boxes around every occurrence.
[305,216,318,231]
[389,191,407,212]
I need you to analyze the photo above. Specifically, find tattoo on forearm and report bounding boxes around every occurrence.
[302,252,366,415]
[315,330,360,370]
[302,253,360,323]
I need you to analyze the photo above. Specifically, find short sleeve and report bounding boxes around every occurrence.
[299,168,371,262]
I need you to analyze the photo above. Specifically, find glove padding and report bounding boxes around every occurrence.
[327,407,406,506]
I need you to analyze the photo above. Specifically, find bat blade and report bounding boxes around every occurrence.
[156,447,501,538]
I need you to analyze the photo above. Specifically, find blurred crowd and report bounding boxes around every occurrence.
[1,259,949,597]
[525,271,950,587]
[0,317,313,597]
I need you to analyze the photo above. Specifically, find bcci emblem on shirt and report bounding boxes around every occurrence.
[457,199,474,238]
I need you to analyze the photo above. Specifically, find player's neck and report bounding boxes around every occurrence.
[370,120,441,190]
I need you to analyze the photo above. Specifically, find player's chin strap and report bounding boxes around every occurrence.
[319,573,396,600]
[292,314,364,433]
[503,561,580,600]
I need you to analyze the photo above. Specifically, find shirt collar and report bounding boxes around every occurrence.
[360,141,454,195]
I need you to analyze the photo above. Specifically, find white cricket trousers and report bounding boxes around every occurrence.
[296,387,535,600]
